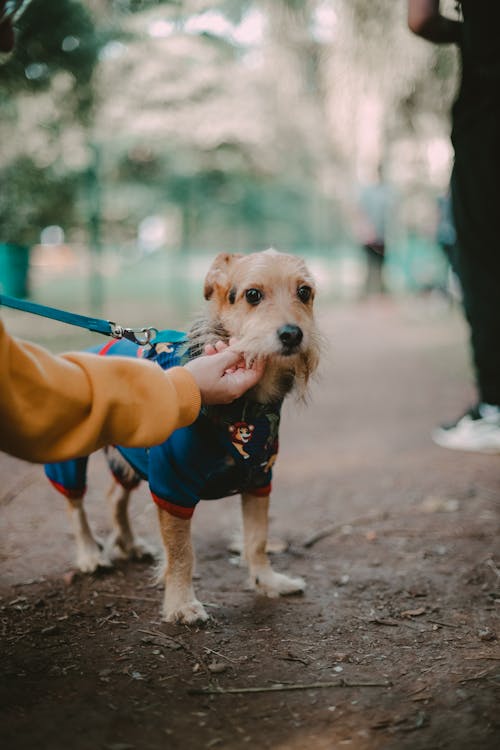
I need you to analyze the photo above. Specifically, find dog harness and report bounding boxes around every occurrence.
[45,336,281,519]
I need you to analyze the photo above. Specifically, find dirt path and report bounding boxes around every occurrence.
[1,299,499,750]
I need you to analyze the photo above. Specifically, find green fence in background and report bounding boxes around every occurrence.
[0,243,30,298]
[5,237,450,332]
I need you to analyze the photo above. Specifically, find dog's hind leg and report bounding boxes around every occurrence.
[157,508,208,624]
[65,497,112,573]
[241,492,305,597]
[46,457,110,572]
[106,480,156,562]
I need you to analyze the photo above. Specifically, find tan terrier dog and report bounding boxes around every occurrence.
[45,249,320,624]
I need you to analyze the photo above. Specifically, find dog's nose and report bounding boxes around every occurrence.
[278,324,303,349]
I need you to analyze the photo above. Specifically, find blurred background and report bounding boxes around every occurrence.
[0,0,460,343]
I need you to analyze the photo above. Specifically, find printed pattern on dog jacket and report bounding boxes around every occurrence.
[45,336,281,519]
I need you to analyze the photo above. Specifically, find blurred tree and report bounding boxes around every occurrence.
[315,0,459,253]
[89,0,346,251]
[0,0,102,296]
[0,0,97,119]
[0,156,78,246]
[0,0,100,253]
[0,0,461,283]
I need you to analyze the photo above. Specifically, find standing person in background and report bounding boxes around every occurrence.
[436,191,456,274]
[357,166,392,298]
[435,190,458,301]
[408,0,500,453]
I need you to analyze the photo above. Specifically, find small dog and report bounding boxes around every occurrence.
[45,249,320,623]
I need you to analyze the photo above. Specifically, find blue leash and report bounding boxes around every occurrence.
[0,293,187,346]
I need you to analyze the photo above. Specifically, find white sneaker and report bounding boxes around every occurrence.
[432,403,500,454]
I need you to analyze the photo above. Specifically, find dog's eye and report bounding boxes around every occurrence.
[245,288,263,306]
[297,285,312,303]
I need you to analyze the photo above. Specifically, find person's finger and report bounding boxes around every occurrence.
[204,343,217,355]
[224,357,266,398]
[211,346,244,371]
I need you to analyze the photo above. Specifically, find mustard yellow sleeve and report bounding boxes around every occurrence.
[0,320,201,463]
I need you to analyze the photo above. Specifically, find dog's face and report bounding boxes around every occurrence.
[203,249,320,401]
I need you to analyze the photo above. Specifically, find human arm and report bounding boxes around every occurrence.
[0,321,265,463]
[0,319,201,462]
[407,0,462,44]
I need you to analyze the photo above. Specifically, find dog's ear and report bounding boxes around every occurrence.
[204,252,242,301]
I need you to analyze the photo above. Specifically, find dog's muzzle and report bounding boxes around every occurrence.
[277,324,303,355]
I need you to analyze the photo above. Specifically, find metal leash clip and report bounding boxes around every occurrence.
[109,323,159,346]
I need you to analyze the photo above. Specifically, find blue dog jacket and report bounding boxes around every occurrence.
[45,336,281,519]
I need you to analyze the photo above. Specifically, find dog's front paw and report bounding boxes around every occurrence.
[252,569,306,598]
[76,541,113,573]
[162,598,209,624]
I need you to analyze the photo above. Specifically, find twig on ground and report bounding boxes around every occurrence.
[280,638,318,646]
[99,592,159,603]
[137,628,185,649]
[158,673,181,682]
[398,620,430,632]
[407,683,428,697]
[98,611,121,628]
[203,647,238,664]
[187,678,392,695]
[460,669,496,682]
[464,655,500,661]
[426,618,461,629]
[367,617,400,627]
[0,468,41,506]
[303,511,390,548]
[138,628,212,676]
[279,653,309,666]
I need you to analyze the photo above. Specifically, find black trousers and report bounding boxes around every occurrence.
[451,104,500,405]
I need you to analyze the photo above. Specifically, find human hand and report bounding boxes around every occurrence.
[184,341,265,405]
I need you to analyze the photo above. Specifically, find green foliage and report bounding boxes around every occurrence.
[0,156,78,245]
[0,0,99,118]
[0,0,101,247]
[0,0,459,257]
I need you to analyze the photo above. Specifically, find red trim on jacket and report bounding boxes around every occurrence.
[48,478,85,500]
[98,339,119,356]
[248,483,271,497]
[151,493,194,519]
